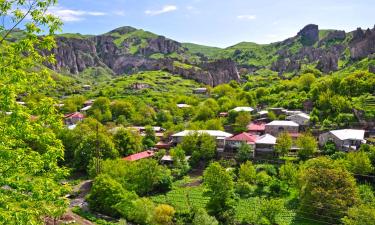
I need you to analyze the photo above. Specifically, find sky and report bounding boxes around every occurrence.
[55,0,375,48]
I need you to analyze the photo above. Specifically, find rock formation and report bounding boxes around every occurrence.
[298,24,319,46]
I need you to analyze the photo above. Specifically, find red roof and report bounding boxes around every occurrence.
[247,122,266,131]
[64,112,85,119]
[123,150,154,161]
[227,132,258,144]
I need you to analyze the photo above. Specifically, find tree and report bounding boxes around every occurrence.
[279,161,298,186]
[238,161,256,184]
[234,112,251,132]
[298,157,359,222]
[322,140,337,155]
[0,0,69,223]
[258,198,285,225]
[192,208,219,225]
[142,125,157,148]
[342,204,375,225]
[170,146,190,177]
[296,133,317,160]
[74,132,119,172]
[87,174,137,217]
[113,128,143,156]
[111,100,134,121]
[190,133,216,166]
[275,132,292,156]
[153,204,175,225]
[203,162,235,223]
[345,151,373,175]
[89,97,112,122]
[126,198,155,225]
[236,142,253,163]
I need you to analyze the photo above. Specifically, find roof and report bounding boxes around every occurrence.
[227,132,258,143]
[123,150,154,161]
[258,110,268,115]
[231,107,254,112]
[255,134,277,145]
[266,120,299,127]
[80,105,92,111]
[247,122,266,131]
[330,129,365,141]
[64,112,85,119]
[177,104,191,108]
[172,130,232,138]
[287,112,310,120]
[193,88,207,91]
[161,155,191,162]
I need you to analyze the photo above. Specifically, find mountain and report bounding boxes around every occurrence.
[45,24,375,86]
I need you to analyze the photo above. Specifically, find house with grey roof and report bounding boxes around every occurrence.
[319,129,366,151]
[255,134,277,157]
[265,120,299,137]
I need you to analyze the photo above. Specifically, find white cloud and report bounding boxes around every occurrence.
[145,5,177,16]
[237,15,256,20]
[48,6,107,22]
[113,10,126,16]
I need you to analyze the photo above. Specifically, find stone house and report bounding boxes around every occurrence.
[319,129,366,151]
[265,120,299,137]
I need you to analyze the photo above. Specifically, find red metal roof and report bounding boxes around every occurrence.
[227,132,258,143]
[247,122,266,131]
[64,112,85,119]
[123,150,155,161]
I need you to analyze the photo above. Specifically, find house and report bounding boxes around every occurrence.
[80,105,92,113]
[287,112,310,126]
[161,155,191,165]
[155,141,172,150]
[123,150,155,161]
[247,122,266,135]
[192,88,208,94]
[319,129,366,151]
[265,120,299,137]
[177,104,191,108]
[255,134,277,157]
[64,112,84,125]
[219,112,229,117]
[226,132,258,150]
[231,107,254,113]
[171,130,232,152]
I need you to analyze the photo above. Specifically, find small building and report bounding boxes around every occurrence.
[131,83,150,90]
[319,129,366,151]
[192,88,208,94]
[171,130,232,152]
[155,141,171,150]
[83,100,94,107]
[226,132,258,150]
[219,112,229,117]
[80,105,92,113]
[177,104,191,108]
[265,120,299,137]
[247,122,266,135]
[161,155,191,165]
[231,107,254,113]
[64,112,84,125]
[255,134,277,157]
[268,108,285,116]
[123,150,154,161]
[82,85,91,91]
[287,112,310,126]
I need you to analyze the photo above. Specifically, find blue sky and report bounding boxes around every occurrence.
[55,0,375,47]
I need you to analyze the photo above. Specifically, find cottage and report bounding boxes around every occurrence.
[161,155,191,165]
[255,134,277,157]
[123,150,154,161]
[155,141,172,150]
[319,129,366,151]
[231,107,254,113]
[64,112,84,125]
[265,120,299,137]
[226,132,258,150]
[287,112,310,126]
[171,130,232,152]
[247,122,266,135]
[80,105,92,113]
[192,88,208,94]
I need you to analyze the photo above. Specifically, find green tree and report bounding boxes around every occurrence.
[296,133,317,160]
[170,146,190,177]
[275,132,292,156]
[235,142,253,163]
[113,128,143,156]
[153,204,175,225]
[203,162,235,224]
[111,100,134,121]
[89,97,112,122]
[87,174,137,217]
[298,157,359,222]
[0,0,69,223]
[142,125,157,148]
[192,208,219,225]
[234,112,251,132]
[342,204,375,225]
[279,161,298,186]
[238,161,256,184]
[345,151,373,175]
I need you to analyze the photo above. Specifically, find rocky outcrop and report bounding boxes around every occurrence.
[318,30,346,46]
[369,65,375,73]
[349,26,375,59]
[316,52,338,73]
[298,24,319,46]
[202,59,240,86]
[139,36,183,56]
